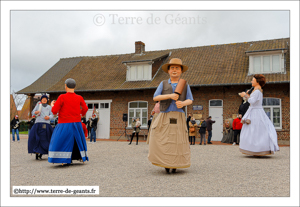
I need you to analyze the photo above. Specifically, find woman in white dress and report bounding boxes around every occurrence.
[239,74,279,156]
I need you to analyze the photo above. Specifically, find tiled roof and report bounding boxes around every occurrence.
[122,51,169,63]
[18,57,83,94]
[17,38,290,94]
[246,38,289,53]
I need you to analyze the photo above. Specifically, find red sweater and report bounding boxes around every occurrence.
[232,118,243,130]
[52,92,88,124]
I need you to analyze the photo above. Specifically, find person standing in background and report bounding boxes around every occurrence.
[199,117,207,145]
[232,114,243,145]
[206,116,215,144]
[11,115,20,142]
[26,115,36,135]
[189,117,197,145]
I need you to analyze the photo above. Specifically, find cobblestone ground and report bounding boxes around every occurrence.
[10,138,290,197]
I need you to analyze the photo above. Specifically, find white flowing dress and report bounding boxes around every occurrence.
[239,89,279,156]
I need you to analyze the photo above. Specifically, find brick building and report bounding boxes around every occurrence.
[18,38,290,144]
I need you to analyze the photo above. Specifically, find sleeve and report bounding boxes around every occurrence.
[232,119,236,130]
[80,96,88,116]
[248,90,261,105]
[51,95,62,115]
[153,81,164,98]
[49,106,54,119]
[185,84,194,101]
[32,102,39,115]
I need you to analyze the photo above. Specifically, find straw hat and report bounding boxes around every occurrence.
[162,58,188,73]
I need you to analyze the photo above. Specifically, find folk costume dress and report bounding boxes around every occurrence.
[28,104,54,155]
[239,89,279,156]
[148,79,193,169]
[48,92,89,164]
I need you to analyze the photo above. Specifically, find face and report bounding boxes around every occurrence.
[168,65,182,79]
[251,77,259,87]
[41,98,47,104]
[238,114,242,119]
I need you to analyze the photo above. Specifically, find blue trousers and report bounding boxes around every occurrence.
[90,128,96,142]
[12,129,20,141]
[207,130,212,143]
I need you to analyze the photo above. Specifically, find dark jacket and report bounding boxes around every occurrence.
[206,119,215,131]
[186,116,191,129]
[27,118,36,129]
[238,101,250,117]
[11,118,20,130]
[81,117,87,125]
[199,121,207,134]
[91,118,98,130]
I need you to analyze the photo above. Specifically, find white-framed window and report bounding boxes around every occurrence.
[209,99,223,107]
[249,53,284,74]
[262,98,282,129]
[128,101,148,127]
[126,63,152,81]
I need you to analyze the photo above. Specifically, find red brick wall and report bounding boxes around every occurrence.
[49,83,290,141]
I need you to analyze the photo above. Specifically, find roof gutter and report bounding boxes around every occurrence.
[245,48,288,53]
[22,81,289,94]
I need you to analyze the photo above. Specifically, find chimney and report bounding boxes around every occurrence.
[135,41,145,54]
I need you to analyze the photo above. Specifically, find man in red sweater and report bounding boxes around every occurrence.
[232,114,243,145]
[48,78,89,165]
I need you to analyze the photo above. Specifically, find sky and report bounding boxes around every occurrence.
[11,10,290,94]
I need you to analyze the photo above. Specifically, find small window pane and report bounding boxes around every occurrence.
[142,109,147,117]
[267,98,280,106]
[94,103,99,109]
[262,98,267,106]
[130,67,136,80]
[100,103,104,108]
[139,102,147,108]
[264,108,271,120]
[105,103,109,108]
[136,110,141,120]
[129,102,138,108]
[273,108,280,127]
[263,56,270,72]
[272,55,280,72]
[254,56,261,73]
[142,118,147,126]
[137,65,143,80]
[210,100,222,106]
[129,109,134,125]
[143,65,149,80]
[88,103,93,109]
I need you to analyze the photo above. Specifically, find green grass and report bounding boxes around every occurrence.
[10,131,28,135]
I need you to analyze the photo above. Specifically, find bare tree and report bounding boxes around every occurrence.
[10,91,27,120]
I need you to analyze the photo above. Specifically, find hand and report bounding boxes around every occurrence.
[44,116,50,120]
[169,93,179,101]
[239,92,246,97]
[51,100,56,107]
[34,111,40,115]
[176,101,185,108]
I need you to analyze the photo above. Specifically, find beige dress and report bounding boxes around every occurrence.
[148,111,191,169]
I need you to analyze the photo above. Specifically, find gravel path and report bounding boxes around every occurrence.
[10,139,289,197]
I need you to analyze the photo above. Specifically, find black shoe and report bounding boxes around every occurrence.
[207,142,213,144]
[165,168,170,174]
[136,143,138,145]
[128,143,131,145]
[199,143,202,145]
[38,154,42,159]
[171,169,177,173]
[35,154,39,160]
[204,143,206,145]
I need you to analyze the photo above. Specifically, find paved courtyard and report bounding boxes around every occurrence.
[10,137,290,197]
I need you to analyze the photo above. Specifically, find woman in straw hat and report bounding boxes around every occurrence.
[148,58,193,174]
